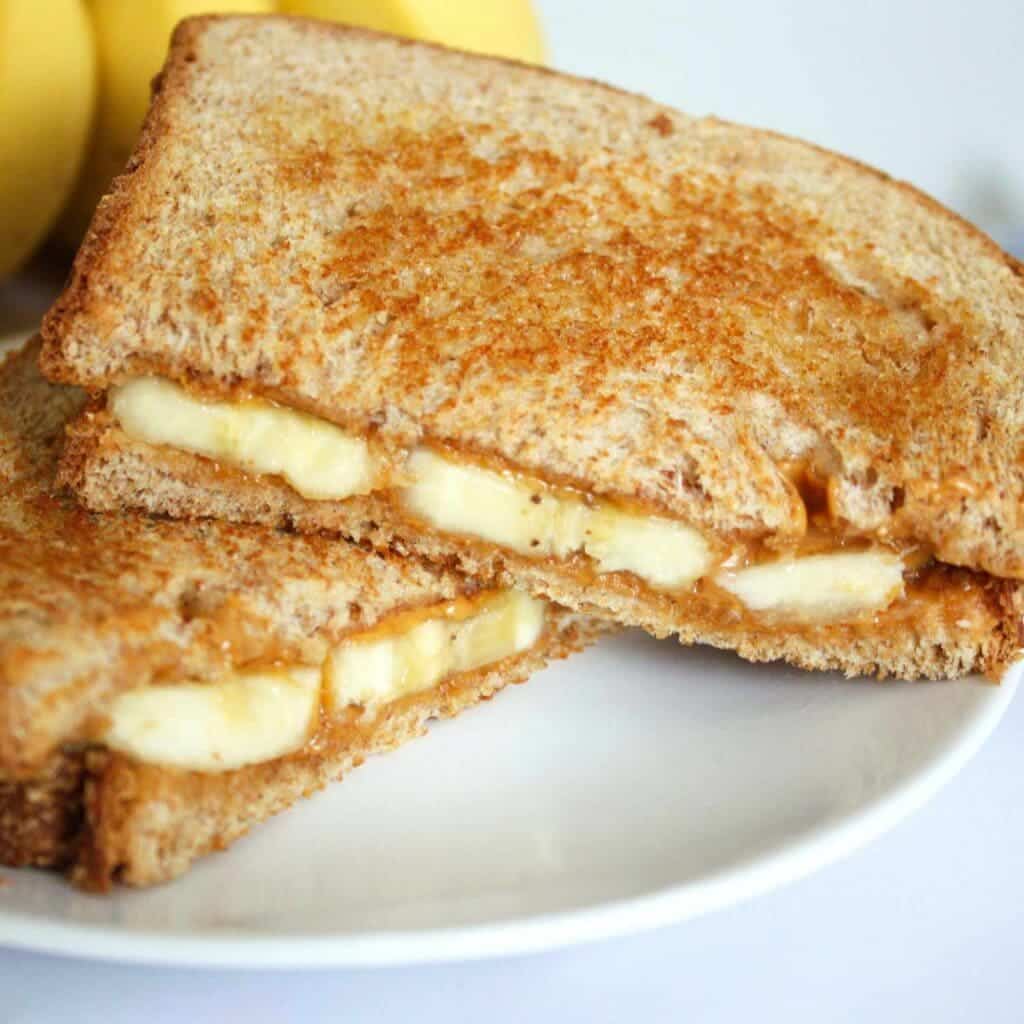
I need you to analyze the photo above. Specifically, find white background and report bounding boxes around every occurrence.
[545,0,1024,249]
[2,1,1022,1019]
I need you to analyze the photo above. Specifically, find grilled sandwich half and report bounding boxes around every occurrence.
[42,16,1024,680]
[0,340,598,889]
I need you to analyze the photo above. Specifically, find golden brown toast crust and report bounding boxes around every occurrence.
[0,614,600,890]
[0,753,84,870]
[64,417,1024,681]
[42,16,1024,579]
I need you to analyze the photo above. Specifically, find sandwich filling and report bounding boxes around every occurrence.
[103,588,544,772]
[111,379,908,625]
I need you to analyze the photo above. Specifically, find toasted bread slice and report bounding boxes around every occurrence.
[41,16,1023,677]
[62,414,1022,681]
[0,631,582,890]
[0,340,600,887]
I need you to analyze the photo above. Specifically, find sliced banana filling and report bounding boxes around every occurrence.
[110,378,913,622]
[715,550,906,623]
[104,667,322,775]
[103,589,544,772]
[110,378,380,501]
[400,448,712,590]
[326,587,544,707]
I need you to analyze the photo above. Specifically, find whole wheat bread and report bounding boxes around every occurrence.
[0,339,600,886]
[42,16,1024,580]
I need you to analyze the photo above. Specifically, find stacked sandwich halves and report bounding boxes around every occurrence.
[5,15,1023,888]
[0,340,602,888]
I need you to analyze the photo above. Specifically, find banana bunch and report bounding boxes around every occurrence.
[0,0,545,278]
[0,0,95,276]
[278,1,546,63]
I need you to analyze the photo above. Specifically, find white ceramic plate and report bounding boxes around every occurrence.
[0,633,1017,968]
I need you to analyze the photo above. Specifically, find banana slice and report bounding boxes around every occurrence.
[717,550,905,622]
[105,667,321,772]
[401,448,712,590]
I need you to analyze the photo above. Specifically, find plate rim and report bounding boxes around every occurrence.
[0,666,1016,970]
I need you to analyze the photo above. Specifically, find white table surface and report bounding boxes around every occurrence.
[2,1,1022,1019]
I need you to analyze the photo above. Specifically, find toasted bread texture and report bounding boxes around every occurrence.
[42,15,1024,581]
[1,617,598,889]
[64,417,1024,681]
[0,338,601,885]
[0,753,84,870]
[0,339,584,776]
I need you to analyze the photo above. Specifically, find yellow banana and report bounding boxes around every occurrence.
[0,0,95,276]
[277,0,546,64]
